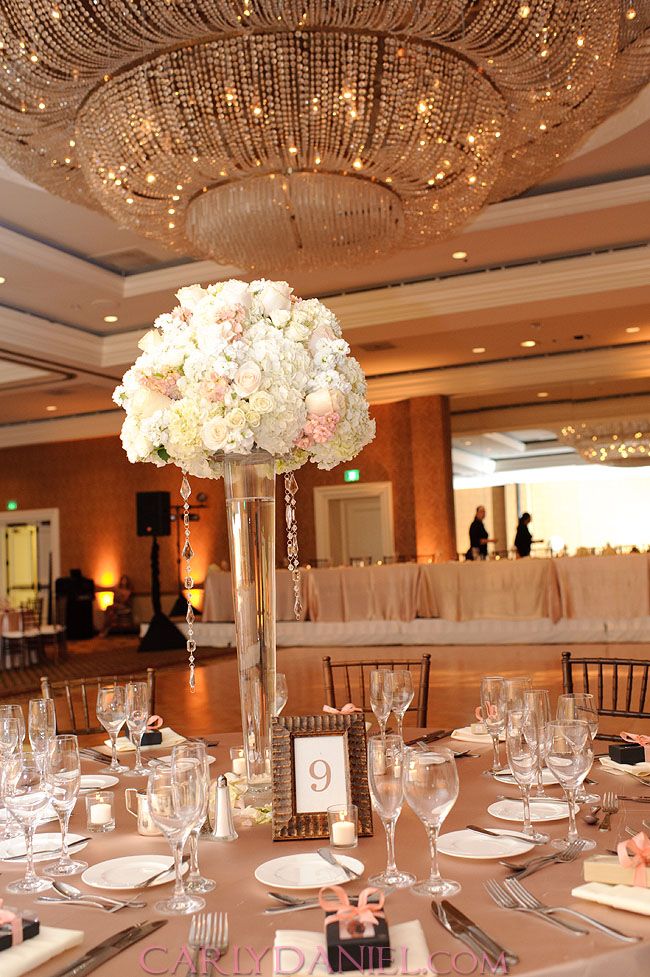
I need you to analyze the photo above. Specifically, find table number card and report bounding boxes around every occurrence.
[271,714,373,841]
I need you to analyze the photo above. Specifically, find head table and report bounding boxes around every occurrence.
[15,731,650,977]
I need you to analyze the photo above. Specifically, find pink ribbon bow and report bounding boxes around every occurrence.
[621,731,650,747]
[0,900,23,946]
[323,704,363,715]
[475,704,498,722]
[319,885,385,938]
[147,715,163,731]
[617,831,650,887]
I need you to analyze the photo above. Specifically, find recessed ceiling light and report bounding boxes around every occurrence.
[472,346,486,354]
[103,314,119,323]
[626,326,640,334]
[0,276,5,285]
[521,340,537,348]
[537,391,549,398]
[452,250,467,260]
[45,405,57,411]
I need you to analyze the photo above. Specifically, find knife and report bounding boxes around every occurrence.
[264,901,321,914]
[431,901,505,971]
[48,919,167,977]
[441,901,519,969]
[466,823,546,845]
[404,729,452,746]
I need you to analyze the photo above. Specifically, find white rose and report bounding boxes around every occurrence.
[138,329,163,353]
[270,309,291,329]
[247,410,261,428]
[233,361,262,398]
[215,279,252,310]
[202,417,229,452]
[259,281,292,317]
[132,387,172,419]
[249,390,274,413]
[305,388,336,416]
[331,389,347,416]
[175,284,206,312]
[226,408,247,429]
[308,324,336,353]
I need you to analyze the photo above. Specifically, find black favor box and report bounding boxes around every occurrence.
[131,729,163,747]
[0,912,39,951]
[609,743,645,765]
[325,909,391,973]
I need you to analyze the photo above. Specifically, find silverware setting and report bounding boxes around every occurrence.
[466,823,547,846]
[188,911,229,971]
[599,791,619,831]
[317,846,361,879]
[52,879,146,910]
[47,919,167,977]
[430,899,518,974]
[617,795,650,803]
[37,895,146,913]
[484,878,589,935]
[494,794,565,804]
[498,839,585,879]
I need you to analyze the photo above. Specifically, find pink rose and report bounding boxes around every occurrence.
[305,388,346,417]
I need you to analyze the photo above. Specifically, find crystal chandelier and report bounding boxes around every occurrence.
[0,2,647,272]
[561,420,650,466]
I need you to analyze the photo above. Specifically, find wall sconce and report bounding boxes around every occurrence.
[96,591,114,611]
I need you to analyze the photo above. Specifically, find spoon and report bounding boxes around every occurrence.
[582,806,601,826]
[52,879,145,909]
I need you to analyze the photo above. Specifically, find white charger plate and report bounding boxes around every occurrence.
[81,854,188,890]
[80,774,119,790]
[438,828,535,860]
[488,798,572,822]
[0,832,88,863]
[254,852,364,890]
[494,769,559,786]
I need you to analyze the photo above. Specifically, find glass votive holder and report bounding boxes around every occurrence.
[328,804,358,850]
[85,791,115,833]
[230,746,247,778]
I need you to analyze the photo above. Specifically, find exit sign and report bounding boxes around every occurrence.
[6,500,17,511]
[344,469,360,483]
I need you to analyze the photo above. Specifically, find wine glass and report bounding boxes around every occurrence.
[367,734,415,888]
[545,719,596,852]
[171,741,215,893]
[556,693,599,804]
[522,689,552,796]
[480,676,507,776]
[4,754,52,894]
[274,674,288,717]
[147,758,205,915]
[387,670,414,740]
[96,685,128,774]
[369,670,392,741]
[0,716,20,840]
[124,681,150,777]
[505,711,550,843]
[403,746,460,897]
[28,698,56,769]
[504,676,533,713]
[43,734,87,877]
[0,704,26,745]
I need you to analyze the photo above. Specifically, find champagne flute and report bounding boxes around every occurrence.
[480,676,506,776]
[0,704,26,745]
[556,693,599,804]
[387,670,414,740]
[43,734,87,877]
[369,670,392,741]
[367,734,415,888]
[504,676,532,713]
[0,716,20,839]
[124,681,149,777]
[545,719,596,852]
[522,689,552,796]
[171,741,215,893]
[505,711,550,843]
[96,685,128,774]
[147,759,205,915]
[404,746,460,897]
[4,754,52,894]
[28,698,56,769]
[274,674,288,717]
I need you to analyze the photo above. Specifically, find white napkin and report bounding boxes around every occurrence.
[100,727,186,754]
[0,925,84,977]
[571,881,650,916]
[273,921,430,977]
[451,726,504,744]
[598,756,650,777]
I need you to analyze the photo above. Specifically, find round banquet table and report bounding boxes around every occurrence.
[19,731,650,977]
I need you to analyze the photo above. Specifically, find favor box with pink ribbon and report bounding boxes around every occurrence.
[619,732,650,763]
[130,714,163,747]
[320,885,390,973]
[583,834,650,888]
[0,903,39,951]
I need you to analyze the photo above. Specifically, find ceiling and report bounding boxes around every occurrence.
[0,86,648,479]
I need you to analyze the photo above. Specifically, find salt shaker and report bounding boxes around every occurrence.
[205,775,238,842]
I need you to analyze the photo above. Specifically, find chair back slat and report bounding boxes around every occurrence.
[639,665,649,714]
[321,655,430,727]
[562,652,650,722]
[40,668,156,736]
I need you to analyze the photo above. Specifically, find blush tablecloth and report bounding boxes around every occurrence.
[25,730,650,977]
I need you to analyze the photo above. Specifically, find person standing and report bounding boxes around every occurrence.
[514,512,535,557]
[466,506,493,560]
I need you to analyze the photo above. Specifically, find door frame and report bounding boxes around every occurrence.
[313,482,394,564]
[0,507,60,597]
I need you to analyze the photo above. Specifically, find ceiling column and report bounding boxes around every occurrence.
[408,395,456,562]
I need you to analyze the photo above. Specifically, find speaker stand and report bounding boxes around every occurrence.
[139,536,186,652]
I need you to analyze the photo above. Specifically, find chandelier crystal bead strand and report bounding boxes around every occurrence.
[180,473,196,692]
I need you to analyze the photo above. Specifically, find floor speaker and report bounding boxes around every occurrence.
[136,491,171,537]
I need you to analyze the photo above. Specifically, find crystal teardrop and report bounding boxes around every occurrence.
[184,575,194,589]
[186,606,195,625]
[180,475,191,501]
[182,540,194,559]
[286,473,298,496]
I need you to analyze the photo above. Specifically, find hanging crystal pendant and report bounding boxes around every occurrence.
[180,472,196,691]
[284,472,302,619]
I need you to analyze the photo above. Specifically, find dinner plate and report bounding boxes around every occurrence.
[487,798,573,822]
[80,774,119,790]
[494,769,559,786]
[147,754,216,769]
[0,832,88,863]
[82,854,188,890]
[438,828,535,859]
[254,852,364,890]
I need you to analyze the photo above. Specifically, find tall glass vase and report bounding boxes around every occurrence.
[223,451,276,801]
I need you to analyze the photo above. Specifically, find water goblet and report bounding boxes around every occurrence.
[522,689,552,796]
[387,670,414,740]
[369,670,392,741]
[124,681,150,777]
[171,741,215,893]
[4,754,52,894]
[274,673,288,716]
[367,734,415,888]
[545,719,596,852]
[96,685,128,774]
[404,746,461,897]
[28,698,56,770]
[505,711,550,843]
[43,734,87,877]
[147,759,205,915]
[480,676,506,776]
[556,693,599,804]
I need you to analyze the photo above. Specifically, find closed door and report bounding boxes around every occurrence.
[330,495,384,564]
[5,523,38,604]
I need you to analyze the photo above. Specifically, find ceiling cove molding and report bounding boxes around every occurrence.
[0,410,122,449]
[0,224,120,294]
[0,306,98,367]
[452,393,650,437]
[121,259,243,298]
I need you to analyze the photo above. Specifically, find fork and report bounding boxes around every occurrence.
[505,877,640,942]
[484,879,588,935]
[188,912,229,972]
[599,791,619,831]
[499,839,585,879]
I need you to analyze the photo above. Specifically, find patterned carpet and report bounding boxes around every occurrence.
[0,634,229,698]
